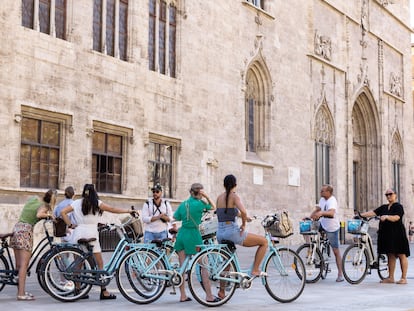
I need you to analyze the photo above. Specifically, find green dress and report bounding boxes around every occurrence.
[173,196,212,255]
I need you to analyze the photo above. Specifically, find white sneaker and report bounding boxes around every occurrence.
[59,280,74,291]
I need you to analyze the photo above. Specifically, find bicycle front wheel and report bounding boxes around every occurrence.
[41,247,93,302]
[377,253,389,280]
[342,244,368,284]
[116,248,167,304]
[264,248,306,303]
[296,243,323,283]
[188,249,236,307]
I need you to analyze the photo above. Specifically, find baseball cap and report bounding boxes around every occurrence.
[151,183,163,192]
[190,183,203,191]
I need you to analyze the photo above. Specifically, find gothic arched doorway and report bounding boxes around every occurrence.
[352,90,381,212]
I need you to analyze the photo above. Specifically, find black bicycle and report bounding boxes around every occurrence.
[0,219,57,293]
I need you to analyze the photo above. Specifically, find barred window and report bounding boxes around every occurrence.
[92,131,123,194]
[148,134,180,198]
[21,0,67,40]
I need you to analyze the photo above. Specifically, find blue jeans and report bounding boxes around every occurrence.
[144,230,168,243]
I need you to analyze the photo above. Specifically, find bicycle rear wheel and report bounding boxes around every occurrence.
[41,247,93,302]
[342,244,368,284]
[377,253,389,280]
[264,248,306,303]
[0,255,9,292]
[116,248,167,304]
[188,249,236,307]
[296,243,323,283]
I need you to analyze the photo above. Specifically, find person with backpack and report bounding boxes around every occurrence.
[141,183,173,243]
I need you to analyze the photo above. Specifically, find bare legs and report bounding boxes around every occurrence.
[93,252,114,296]
[15,249,32,298]
[381,253,408,284]
[242,233,267,276]
[332,247,343,278]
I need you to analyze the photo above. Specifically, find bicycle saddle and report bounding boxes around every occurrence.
[220,239,236,252]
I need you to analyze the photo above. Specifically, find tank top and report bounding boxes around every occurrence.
[216,207,238,222]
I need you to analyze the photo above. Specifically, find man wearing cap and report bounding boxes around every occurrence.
[141,183,173,243]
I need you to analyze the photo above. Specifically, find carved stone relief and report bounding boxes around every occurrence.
[389,72,402,97]
[314,31,332,61]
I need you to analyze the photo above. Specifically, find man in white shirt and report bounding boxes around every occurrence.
[310,184,344,282]
[141,184,173,243]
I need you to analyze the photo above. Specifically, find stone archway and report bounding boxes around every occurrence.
[352,90,381,212]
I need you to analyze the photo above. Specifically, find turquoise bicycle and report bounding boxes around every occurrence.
[187,214,306,307]
[38,213,143,302]
[116,211,218,304]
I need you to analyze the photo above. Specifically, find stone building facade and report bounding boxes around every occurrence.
[0,0,413,241]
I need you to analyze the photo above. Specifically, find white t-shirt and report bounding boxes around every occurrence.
[318,196,340,232]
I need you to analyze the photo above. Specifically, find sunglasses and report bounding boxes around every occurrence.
[152,190,161,194]
[385,193,394,197]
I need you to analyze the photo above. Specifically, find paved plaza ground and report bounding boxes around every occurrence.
[1,243,414,310]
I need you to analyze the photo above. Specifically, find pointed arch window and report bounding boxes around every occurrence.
[391,132,403,198]
[314,104,334,202]
[245,63,270,153]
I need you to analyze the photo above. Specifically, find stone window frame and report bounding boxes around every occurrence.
[245,62,271,154]
[20,105,72,189]
[391,131,403,200]
[93,0,129,61]
[21,0,67,40]
[148,0,177,78]
[91,120,132,194]
[245,0,265,10]
[147,133,181,199]
[314,103,334,203]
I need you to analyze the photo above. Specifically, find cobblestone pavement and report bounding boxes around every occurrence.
[1,244,414,310]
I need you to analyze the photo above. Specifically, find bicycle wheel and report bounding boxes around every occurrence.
[342,244,368,284]
[377,253,389,280]
[296,243,323,283]
[41,247,93,302]
[0,255,9,292]
[36,248,58,293]
[264,248,306,303]
[188,249,236,307]
[116,248,167,304]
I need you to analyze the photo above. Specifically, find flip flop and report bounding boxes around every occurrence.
[180,297,192,302]
[17,294,35,301]
[207,296,221,303]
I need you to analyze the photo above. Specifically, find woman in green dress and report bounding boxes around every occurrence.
[173,183,217,302]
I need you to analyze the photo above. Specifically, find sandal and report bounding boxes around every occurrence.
[17,294,35,301]
[100,287,117,300]
[396,279,407,284]
[207,296,221,303]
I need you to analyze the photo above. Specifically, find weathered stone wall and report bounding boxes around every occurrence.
[0,0,412,244]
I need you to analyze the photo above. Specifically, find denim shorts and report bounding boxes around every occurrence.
[216,221,248,245]
[144,230,168,243]
[325,229,339,249]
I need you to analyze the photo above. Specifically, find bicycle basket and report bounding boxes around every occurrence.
[299,220,319,235]
[121,216,143,241]
[199,216,218,238]
[262,212,293,238]
[347,219,368,234]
